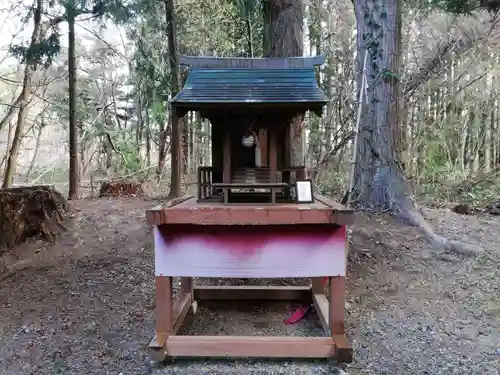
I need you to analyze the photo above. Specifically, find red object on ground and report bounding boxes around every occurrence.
[284,277,330,325]
[284,305,311,324]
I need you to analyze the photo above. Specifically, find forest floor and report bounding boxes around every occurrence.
[0,197,499,375]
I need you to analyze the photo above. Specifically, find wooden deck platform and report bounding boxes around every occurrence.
[146,194,354,226]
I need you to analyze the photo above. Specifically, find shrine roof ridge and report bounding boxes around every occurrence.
[179,55,325,69]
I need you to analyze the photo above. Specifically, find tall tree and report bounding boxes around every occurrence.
[164,0,182,197]
[67,0,79,199]
[352,0,403,211]
[352,0,488,254]
[264,0,304,167]
[62,0,131,199]
[2,0,61,188]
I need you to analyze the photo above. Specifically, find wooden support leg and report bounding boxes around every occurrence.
[271,188,276,204]
[223,188,229,203]
[329,276,352,362]
[149,276,173,362]
[180,277,196,313]
[180,277,193,296]
[311,277,324,294]
[311,277,327,331]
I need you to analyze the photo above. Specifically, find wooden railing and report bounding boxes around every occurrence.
[197,166,216,200]
[197,166,307,201]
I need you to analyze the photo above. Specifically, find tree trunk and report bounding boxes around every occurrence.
[0,120,14,172]
[154,90,165,179]
[145,103,151,166]
[67,10,79,200]
[26,117,45,180]
[265,0,304,167]
[2,0,44,188]
[306,0,322,165]
[164,0,182,197]
[0,96,21,134]
[353,0,407,210]
[353,0,483,256]
[135,86,144,156]
[245,8,254,57]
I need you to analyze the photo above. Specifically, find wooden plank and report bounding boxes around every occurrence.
[315,195,355,226]
[311,278,325,294]
[197,167,202,200]
[329,276,345,334]
[179,55,326,69]
[172,293,192,335]
[153,226,347,277]
[155,276,173,337]
[153,207,334,225]
[223,131,231,183]
[166,336,335,358]
[269,126,277,183]
[259,129,268,166]
[180,277,193,296]
[313,293,330,335]
[194,285,311,301]
[212,182,287,188]
[145,195,193,225]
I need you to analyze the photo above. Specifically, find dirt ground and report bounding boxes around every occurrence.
[0,198,499,375]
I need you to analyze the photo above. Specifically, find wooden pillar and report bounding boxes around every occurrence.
[170,108,181,197]
[311,277,324,294]
[269,126,277,182]
[156,276,173,341]
[259,128,268,167]
[283,123,290,168]
[223,130,231,183]
[328,276,345,334]
[181,277,193,297]
[329,275,352,362]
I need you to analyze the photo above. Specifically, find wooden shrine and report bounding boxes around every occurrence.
[146,55,355,362]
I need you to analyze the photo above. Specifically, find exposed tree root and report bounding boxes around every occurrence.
[0,185,68,254]
[355,167,484,257]
[389,170,484,257]
[405,209,484,257]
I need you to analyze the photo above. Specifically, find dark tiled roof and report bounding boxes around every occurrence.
[171,68,327,105]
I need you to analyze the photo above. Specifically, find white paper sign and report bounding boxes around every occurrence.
[296,180,313,202]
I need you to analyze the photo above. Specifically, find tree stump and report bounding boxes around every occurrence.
[0,185,68,254]
[99,180,144,198]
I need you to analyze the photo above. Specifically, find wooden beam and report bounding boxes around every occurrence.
[179,55,326,69]
[329,276,345,334]
[194,285,312,301]
[259,128,268,167]
[269,127,277,183]
[156,276,173,334]
[166,336,335,358]
[145,195,193,226]
[315,195,355,226]
[223,130,231,183]
[172,293,192,335]
[313,293,330,335]
[149,276,173,361]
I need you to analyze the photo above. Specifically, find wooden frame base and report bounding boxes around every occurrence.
[149,277,352,363]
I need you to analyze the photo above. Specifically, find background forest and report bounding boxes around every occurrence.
[1,2,500,375]
[0,0,499,206]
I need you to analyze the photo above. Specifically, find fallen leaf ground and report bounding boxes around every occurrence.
[0,198,498,375]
